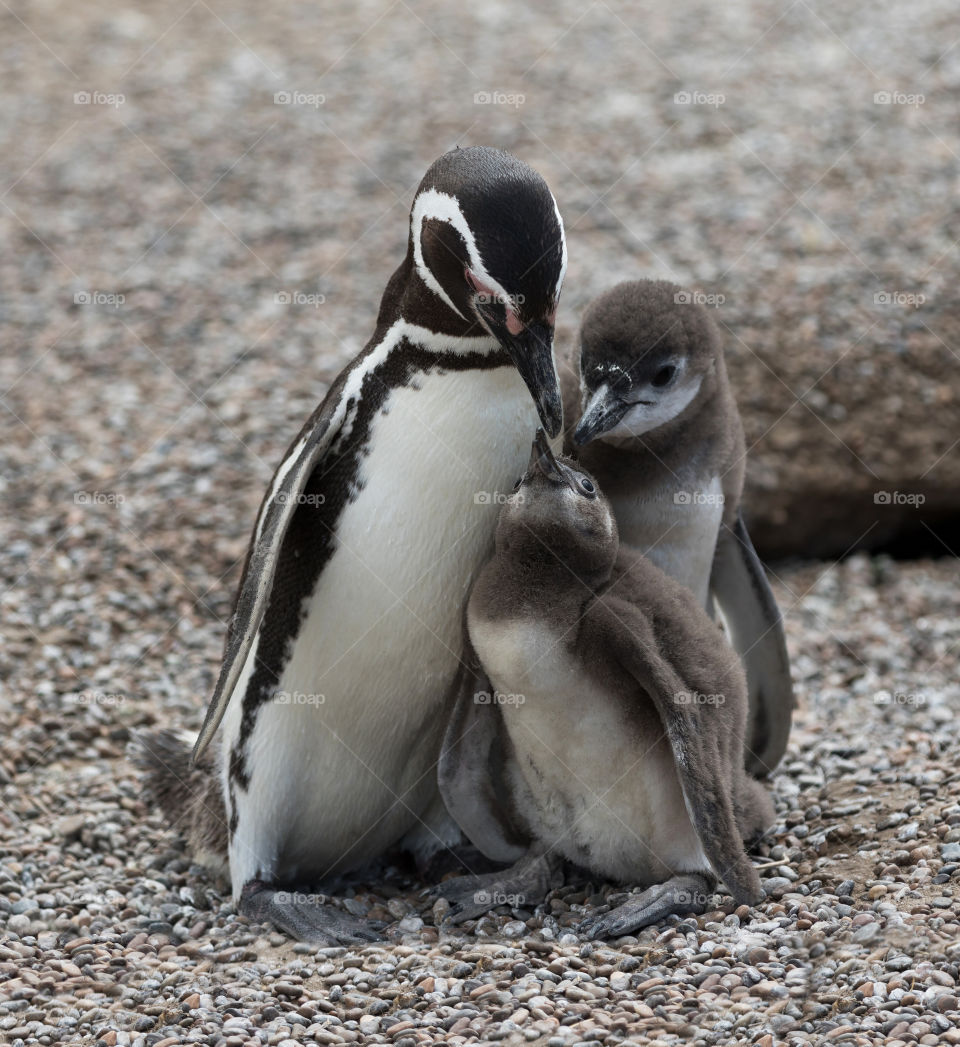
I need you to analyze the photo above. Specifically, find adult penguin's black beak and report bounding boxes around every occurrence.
[500,322,563,439]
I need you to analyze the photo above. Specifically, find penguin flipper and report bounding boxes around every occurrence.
[192,396,345,762]
[710,509,793,776]
[595,597,763,906]
[437,649,529,865]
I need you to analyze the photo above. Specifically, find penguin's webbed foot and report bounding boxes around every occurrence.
[431,852,563,925]
[239,880,386,945]
[578,873,712,940]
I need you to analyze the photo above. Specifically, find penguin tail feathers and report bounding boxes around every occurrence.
[690,787,764,907]
[130,729,230,878]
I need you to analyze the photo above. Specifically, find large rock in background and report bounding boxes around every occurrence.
[730,289,960,561]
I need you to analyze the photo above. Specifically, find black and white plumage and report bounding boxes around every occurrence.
[560,280,793,776]
[139,146,567,944]
[436,433,773,937]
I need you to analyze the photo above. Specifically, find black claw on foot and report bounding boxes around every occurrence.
[579,874,712,940]
[421,880,456,901]
[438,878,502,925]
[239,880,386,945]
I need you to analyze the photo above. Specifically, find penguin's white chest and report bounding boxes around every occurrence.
[223,364,540,888]
[468,614,709,884]
[609,475,724,607]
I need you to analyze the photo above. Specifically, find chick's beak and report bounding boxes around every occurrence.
[573,386,628,447]
[529,428,565,482]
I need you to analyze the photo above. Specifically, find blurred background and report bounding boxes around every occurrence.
[1,0,958,724]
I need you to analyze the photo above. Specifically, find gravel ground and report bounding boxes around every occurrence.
[3,554,960,1046]
[3,0,960,1044]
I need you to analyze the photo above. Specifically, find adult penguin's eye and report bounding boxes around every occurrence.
[651,364,676,388]
[578,477,596,496]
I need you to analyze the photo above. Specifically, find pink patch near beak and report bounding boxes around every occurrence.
[464,268,487,296]
[465,267,525,336]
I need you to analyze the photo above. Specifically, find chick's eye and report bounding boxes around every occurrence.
[513,475,523,491]
[578,477,595,495]
[651,365,676,388]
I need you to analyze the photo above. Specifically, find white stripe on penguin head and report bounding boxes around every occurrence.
[549,191,567,304]
[411,187,514,321]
